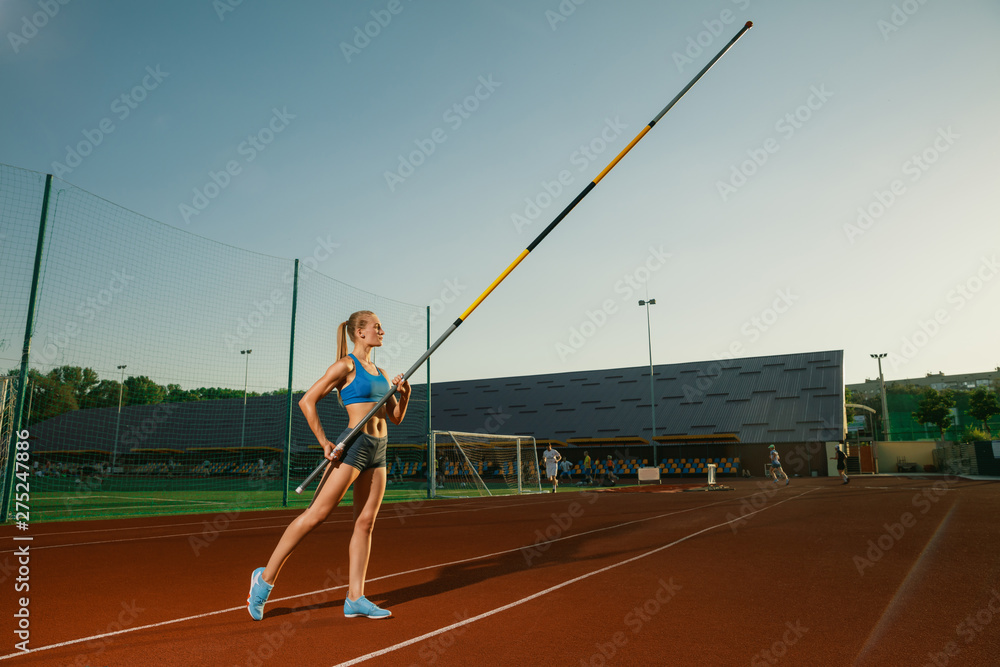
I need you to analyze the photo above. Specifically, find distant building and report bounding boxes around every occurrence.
[847,370,1000,396]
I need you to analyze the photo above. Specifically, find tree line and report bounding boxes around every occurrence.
[7,365,291,427]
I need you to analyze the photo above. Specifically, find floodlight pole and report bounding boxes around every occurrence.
[870,353,890,441]
[241,349,252,463]
[638,298,657,465]
[113,364,127,471]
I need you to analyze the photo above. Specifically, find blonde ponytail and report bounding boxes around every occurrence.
[336,321,350,361]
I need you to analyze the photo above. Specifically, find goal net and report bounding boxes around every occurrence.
[431,430,542,497]
[0,376,17,518]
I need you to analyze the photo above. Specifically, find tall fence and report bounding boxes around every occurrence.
[0,164,430,522]
[885,392,1000,441]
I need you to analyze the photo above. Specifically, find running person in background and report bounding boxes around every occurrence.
[542,444,562,493]
[831,445,849,484]
[247,310,411,621]
[768,444,789,485]
[601,455,619,486]
[582,451,593,484]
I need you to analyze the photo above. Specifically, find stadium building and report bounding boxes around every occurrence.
[431,349,846,478]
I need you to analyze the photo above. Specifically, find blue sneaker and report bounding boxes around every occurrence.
[344,595,391,619]
[247,567,273,621]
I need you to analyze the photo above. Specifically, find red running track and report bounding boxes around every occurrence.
[1,476,998,666]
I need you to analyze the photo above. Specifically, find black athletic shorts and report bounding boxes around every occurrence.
[338,428,387,472]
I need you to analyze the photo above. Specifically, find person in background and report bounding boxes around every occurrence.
[541,444,562,493]
[831,444,849,484]
[602,455,619,486]
[559,457,573,482]
[767,444,789,486]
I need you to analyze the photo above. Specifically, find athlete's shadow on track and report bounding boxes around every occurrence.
[266,598,343,619]
[267,526,646,617]
[377,529,658,607]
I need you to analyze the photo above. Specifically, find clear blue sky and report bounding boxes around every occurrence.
[2,0,998,387]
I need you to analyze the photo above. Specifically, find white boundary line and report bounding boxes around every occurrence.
[34,494,219,503]
[32,501,228,514]
[0,490,765,661]
[11,494,497,539]
[1,512,304,539]
[0,522,308,553]
[0,495,569,553]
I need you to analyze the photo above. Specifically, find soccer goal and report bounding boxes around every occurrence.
[0,376,19,519]
[431,430,543,497]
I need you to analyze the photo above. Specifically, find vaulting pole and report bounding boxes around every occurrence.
[297,21,754,493]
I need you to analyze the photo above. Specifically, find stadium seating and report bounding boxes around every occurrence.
[375,453,743,483]
[641,456,745,476]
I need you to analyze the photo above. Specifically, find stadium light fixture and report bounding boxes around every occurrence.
[870,353,890,442]
[241,350,252,461]
[113,364,127,471]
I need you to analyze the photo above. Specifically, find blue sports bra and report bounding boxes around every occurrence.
[340,354,390,405]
